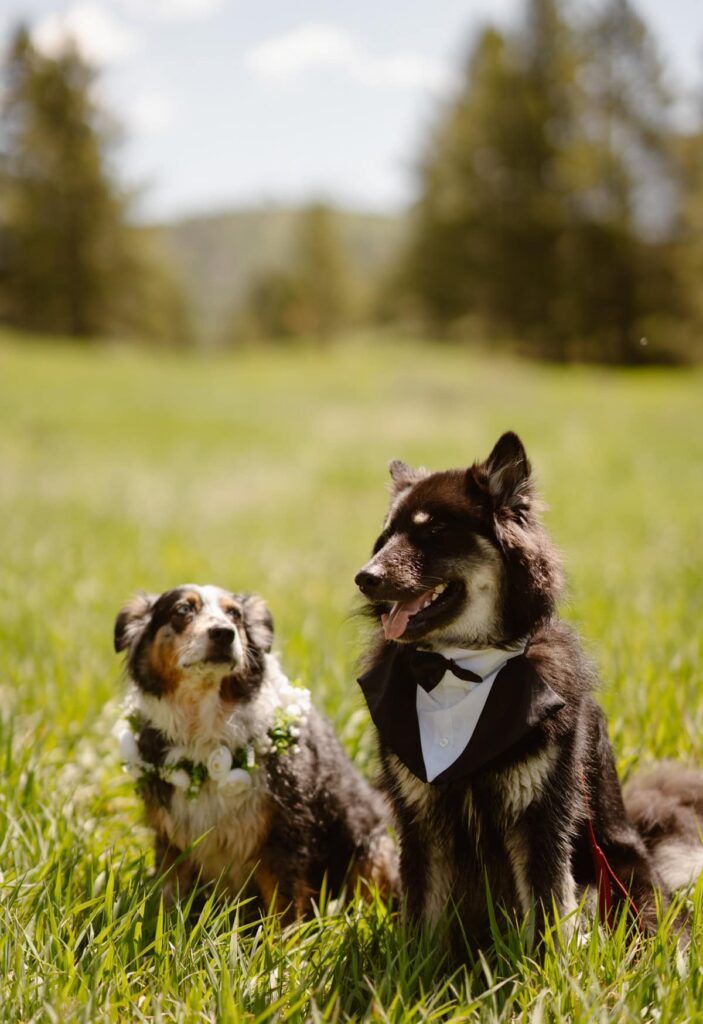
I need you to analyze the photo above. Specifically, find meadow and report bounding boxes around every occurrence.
[1,330,702,1023]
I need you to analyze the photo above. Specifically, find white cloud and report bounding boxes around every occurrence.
[32,3,140,65]
[245,21,453,94]
[129,92,175,135]
[116,0,226,20]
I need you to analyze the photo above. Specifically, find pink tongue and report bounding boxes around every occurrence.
[381,589,435,640]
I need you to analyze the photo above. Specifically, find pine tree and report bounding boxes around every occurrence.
[292,203,351,343]
[0,25,192,343]
[400,0,686,362]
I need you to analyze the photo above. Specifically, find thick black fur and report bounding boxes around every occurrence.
[356,433,701,948]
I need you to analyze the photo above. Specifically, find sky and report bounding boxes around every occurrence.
[2,0,703,222]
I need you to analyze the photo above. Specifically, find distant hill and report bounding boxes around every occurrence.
[148,205,406,342]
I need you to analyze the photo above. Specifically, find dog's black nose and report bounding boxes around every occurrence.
[208,625,235,645]
[355,569,384,596]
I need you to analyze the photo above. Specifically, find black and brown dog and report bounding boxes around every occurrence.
[114,585,398,918]
[355,432,703,945]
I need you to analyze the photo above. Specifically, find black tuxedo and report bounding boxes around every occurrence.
[358,644,565,784]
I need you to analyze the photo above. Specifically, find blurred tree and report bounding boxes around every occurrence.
[404,2,580,353]
[227,203,352,345]
[400,0,689,363]
[562,0,683,362]
[0,25,193,344]
[291,202,351,343]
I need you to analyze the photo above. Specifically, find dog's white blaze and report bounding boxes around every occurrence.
[653,841,703,891]
[501,746,559,822]
[176,584,243,669]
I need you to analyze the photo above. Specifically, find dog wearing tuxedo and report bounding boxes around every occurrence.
[354,432,703,947]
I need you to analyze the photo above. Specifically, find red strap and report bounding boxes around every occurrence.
[577,764,642,930]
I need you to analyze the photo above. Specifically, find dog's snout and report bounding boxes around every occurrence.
[355,568,384,596]
[208,625,235,645]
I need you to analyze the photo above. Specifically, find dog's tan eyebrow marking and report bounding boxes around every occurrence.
[413,511,431,525]
[183,590,202,609]
[218,597,240,615]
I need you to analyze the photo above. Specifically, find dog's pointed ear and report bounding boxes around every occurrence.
[467,432,533,513]
[114,593,156,653]
[388,459,427,499]
[241,594,274,654]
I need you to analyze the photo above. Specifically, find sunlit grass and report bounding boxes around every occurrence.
[0,330,702,1021]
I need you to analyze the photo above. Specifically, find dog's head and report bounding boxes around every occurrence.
[355,432,562,648]
[114,584,274,700]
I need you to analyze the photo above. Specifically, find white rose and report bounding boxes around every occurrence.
[112,718,131,740]
[169,769,191,790]
[206,746,233,781]
[118,730,140,764]
[219,767,253,791]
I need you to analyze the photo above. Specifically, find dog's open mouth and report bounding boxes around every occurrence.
[381,581,463,640]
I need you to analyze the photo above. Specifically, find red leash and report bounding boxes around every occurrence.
[577,764,642,931]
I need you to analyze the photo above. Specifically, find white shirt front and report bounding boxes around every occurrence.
[416,643,526,782]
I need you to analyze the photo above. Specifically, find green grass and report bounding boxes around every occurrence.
[1,330,702,1023]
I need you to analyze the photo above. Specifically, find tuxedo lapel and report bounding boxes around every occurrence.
[358,645,427,781]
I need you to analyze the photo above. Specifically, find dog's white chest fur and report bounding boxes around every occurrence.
[131,655,295,892]
[157,777,273,891]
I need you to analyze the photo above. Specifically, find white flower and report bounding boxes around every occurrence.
[112,718,132,740]
[118,730,140,764]
[169,769,191,790]
[124,761,142,780]
[289,725,300,739]
[206,746,233,781]
[285,702,302,718]
[254,734,273,756]
[219,767,253,791]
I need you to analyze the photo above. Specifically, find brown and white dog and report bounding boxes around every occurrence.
[354,432,703,948]
[114,584,398,917]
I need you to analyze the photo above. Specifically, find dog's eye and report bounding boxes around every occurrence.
[173,603,192,619]
[428,522,447,535]
[225,606,242,621]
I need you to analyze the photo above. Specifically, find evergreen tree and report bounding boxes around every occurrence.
[230,203,352,344]
[292,202,351,343]
[0,25,192,343]
[401,0,687,362]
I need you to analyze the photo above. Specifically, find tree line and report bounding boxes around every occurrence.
[1,2,702,363]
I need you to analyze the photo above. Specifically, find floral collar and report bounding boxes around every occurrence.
[114,683,310,800]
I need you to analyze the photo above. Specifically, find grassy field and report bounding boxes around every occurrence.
[1,330,702,1023]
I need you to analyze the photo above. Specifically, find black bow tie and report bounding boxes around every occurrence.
[357,643,565,784]
[402,648,483,691]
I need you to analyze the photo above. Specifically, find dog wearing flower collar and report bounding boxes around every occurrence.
[114,584,398,916]
[355,433,703,948]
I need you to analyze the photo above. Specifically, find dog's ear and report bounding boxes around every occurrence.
[241,594,274,654]
[388,459,427,499]
[467,432,533,514]
[114,593,156,653]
